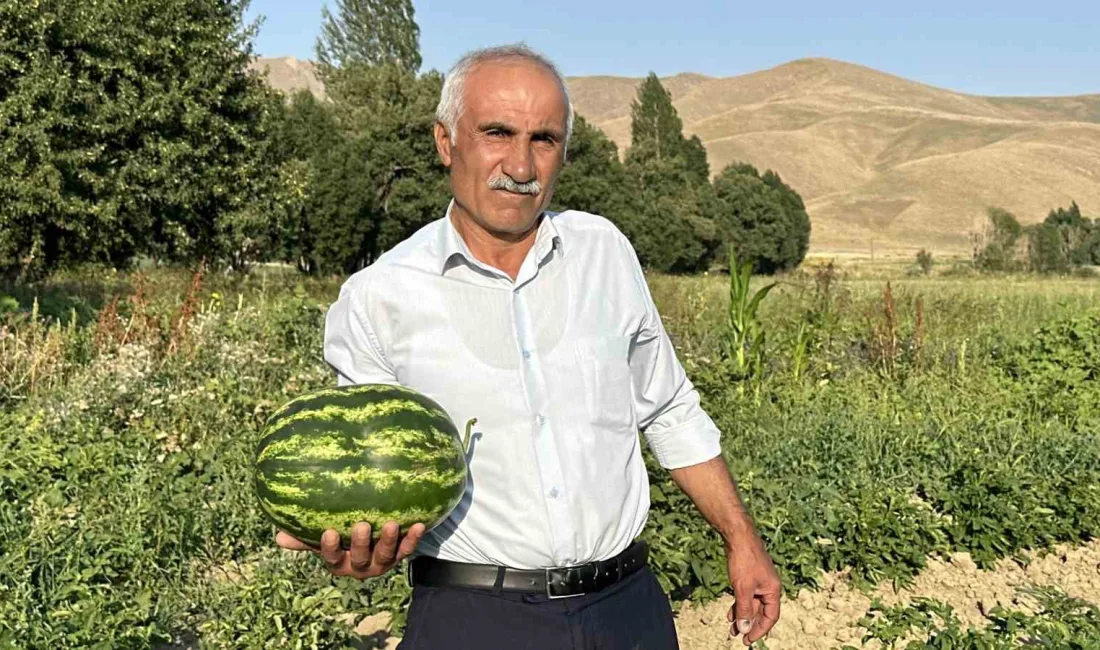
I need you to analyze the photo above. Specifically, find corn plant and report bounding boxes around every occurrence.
[725,249,776,381]
[790,320,812,381]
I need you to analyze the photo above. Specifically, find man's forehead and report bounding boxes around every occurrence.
[462,60,566,125]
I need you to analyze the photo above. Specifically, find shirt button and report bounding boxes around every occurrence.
[548,487,559,499]
[537,414,547,425]
[522,350,531,359]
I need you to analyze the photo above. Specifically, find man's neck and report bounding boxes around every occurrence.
[449,205,540,281]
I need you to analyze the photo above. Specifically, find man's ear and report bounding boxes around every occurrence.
[433,122,452,167]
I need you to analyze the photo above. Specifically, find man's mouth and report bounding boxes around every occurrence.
[488,175,541,196]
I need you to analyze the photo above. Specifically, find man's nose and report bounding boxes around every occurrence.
[500,139,536,184]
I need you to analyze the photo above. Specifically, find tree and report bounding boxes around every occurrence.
[0,0,280,278]
[264,90,342,273]
[628,72,708,184]
[315,0,421,73]
[550,115,633,228]
[305,66,448,274]
[623,146,719,273]
[682,135,710,185]
[1043,201,1094,267]
[621,73,719,271]
[630,73,685,163]
[972,207,1023,271]
[1028,222,1071,274]
[916,249,934,275]
[711,163,810,274]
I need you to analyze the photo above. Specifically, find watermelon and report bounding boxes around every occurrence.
[253,383,474,547]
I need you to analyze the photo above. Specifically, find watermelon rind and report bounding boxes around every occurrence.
[253,383,470,548]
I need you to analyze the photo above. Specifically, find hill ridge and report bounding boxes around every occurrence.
[249,56,1100,254]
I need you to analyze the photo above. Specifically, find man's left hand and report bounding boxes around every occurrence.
[724,530,782,646]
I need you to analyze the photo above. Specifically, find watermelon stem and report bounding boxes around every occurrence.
[463,418,477,455]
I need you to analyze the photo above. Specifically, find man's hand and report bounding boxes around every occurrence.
[724,530,782,646]
[668,456,783,646]
[275,521,426,579]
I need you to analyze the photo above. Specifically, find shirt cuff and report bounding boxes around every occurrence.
[644,413,723,470]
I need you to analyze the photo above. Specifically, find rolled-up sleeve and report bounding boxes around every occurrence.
[323,274,399,387]
[621,239,723,469]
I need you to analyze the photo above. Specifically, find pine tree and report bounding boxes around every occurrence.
[629,73,685,162]
[682,134,710,184]
[315,0,421,73]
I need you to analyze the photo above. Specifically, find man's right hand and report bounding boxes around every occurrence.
[275,521,427,579]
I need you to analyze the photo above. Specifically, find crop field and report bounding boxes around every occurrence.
[1,264,1099,649]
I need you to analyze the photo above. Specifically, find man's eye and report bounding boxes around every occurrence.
[487,130,507,138]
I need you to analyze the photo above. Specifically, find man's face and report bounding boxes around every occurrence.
[434,60,568,237]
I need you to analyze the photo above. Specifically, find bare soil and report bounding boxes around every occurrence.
[673,539,1100,649]
[344,539,1100,648]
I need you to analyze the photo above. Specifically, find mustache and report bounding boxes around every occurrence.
[487,175,541,196]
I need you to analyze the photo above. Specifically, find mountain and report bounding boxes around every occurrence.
[249,56,1100,255]
[250,56,326,99]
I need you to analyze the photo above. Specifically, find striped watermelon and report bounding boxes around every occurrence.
[253,383,474,547]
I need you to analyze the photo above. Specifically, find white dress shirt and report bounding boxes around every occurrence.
[322,204,722,569]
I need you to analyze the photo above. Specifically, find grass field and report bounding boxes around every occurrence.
[1,263,1098,649]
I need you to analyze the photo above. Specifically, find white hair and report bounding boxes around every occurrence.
[435,43,574,153]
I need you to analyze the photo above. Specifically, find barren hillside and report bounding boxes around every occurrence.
[251,56,1100,255]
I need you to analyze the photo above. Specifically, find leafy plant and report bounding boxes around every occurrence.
[724,248,776,381]
[916,249,933,275]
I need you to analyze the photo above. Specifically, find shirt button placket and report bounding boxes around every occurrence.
[512,286,574,565]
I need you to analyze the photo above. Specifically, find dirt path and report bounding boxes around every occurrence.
[673,539,1100,649]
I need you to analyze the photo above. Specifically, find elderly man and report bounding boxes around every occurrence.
[276,44,781,648]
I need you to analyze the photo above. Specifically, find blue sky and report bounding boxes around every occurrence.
[243,0,1099,97]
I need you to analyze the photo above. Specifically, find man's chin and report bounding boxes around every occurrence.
[482,209,542,237]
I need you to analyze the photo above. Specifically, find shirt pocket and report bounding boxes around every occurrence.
[573,335,635,432]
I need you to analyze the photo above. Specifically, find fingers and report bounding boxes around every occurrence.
[730,581,756,639]
[275,530,313,551]
[395,523,426,562]
[746,585,782,645]
[371,521,401,568]
[348,522,373,572]
[277,521,425,580]
[319,528,345,567]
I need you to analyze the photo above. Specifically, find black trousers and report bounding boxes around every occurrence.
[396,565,680,650]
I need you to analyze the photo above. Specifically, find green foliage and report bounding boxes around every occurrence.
[314,67,449,274]
[550,115,634,228]
[1028,221,1073,273]
[315,0,421,73]
[711,163,811,273]
[4,253,1100,645]
[849,588,1100,648]
[1028,201,1100,273]
[724,250,776,381]
[682,134,710,185]
[620,74,717,271]
[972,207,1023,272]
[0,0,281,278]
[916,249,934,275]
[972,202,1100,275]
[622,147,719,272]
[996,312,1100,421]
[266,66,448,275]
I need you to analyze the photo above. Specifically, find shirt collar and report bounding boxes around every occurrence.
[437,199,564,276]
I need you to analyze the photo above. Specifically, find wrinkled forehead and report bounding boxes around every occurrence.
[461,60,568,130]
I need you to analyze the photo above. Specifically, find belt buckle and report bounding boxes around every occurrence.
[545,567,585,600]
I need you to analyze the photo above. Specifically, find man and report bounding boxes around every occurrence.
[276,44,781,649]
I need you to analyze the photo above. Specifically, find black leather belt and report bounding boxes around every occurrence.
[407,541,648,599]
